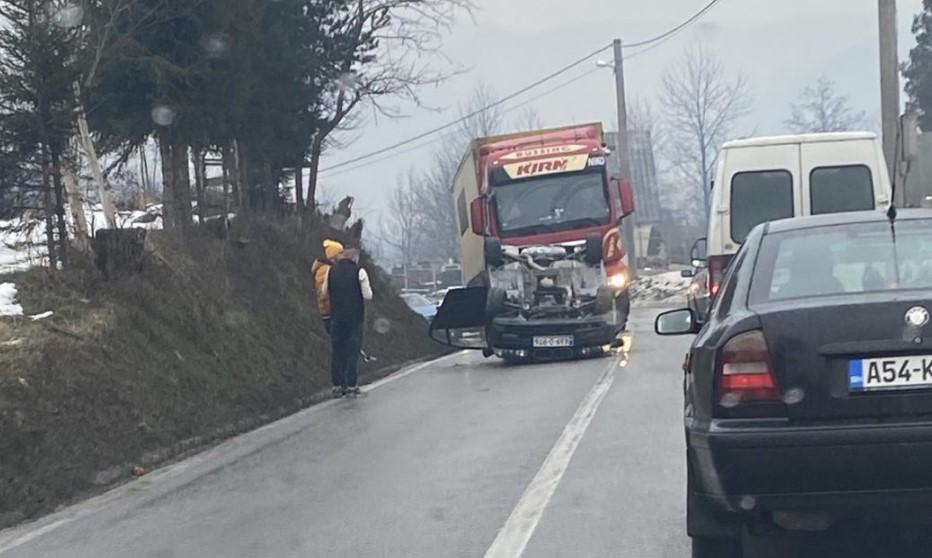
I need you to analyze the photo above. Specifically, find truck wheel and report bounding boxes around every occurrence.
[485,287,506,320]
[585,233,602,265]
[485,237,504,268]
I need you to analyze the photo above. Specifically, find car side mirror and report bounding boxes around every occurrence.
[655,308,700,336]
[690,237,708,264]
[610,177,635,219]
[617,179,635,218]
[680,268,695,279]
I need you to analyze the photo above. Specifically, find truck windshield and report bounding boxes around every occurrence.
[492,170,610,237]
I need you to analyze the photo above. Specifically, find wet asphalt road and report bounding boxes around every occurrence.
[0,310,929,558]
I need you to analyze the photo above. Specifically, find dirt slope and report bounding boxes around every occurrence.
[0,217,446,528]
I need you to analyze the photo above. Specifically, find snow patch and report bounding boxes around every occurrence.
[0,283,24,316]
[632,270,691,307]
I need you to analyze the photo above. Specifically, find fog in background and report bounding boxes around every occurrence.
[318,0,921,227]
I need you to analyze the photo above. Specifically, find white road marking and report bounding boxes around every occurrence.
[0,351,466,555]
[483,357,618,558]
[363,351,467,392]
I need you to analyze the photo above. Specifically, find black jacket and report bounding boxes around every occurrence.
[328,260,364,324]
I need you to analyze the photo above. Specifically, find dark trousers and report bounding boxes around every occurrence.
[330,321,363,389]
[322,317,332,335]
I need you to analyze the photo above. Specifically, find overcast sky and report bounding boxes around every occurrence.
[317,0,923,222]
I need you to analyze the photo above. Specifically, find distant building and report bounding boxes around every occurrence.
[605,130,662,225]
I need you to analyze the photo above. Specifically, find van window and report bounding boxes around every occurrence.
[730,170,794,243]
[810,165,874,214]
[457,191,469,236]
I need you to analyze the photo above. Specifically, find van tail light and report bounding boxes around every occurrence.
[707,255,729,298]
[717,330,781,403]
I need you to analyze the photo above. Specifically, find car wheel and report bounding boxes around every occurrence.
[691,536,742,558]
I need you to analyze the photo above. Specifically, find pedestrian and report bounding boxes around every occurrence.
[312,239,344,335]
[327,247,373,397]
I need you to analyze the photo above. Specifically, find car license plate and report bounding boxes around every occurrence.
[849,355,932,391]
[533,335,574,348]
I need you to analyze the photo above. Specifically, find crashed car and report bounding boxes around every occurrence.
[429,236,627,363]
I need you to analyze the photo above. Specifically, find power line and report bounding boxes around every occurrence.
[319,43,613,173]
[625,0,724,49]
[319,0,726,175]
[320,67,605,179]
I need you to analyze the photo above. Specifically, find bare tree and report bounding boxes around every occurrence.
[628,97,662,147]
[407,82,505,263]
[661,47,752,217]
[383,171,423,265]
[305,0,474,207]
[511,106,543,132]
[456,80,503,139]
[785,76,867,134]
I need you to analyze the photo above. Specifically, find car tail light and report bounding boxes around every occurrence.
[707,255,729,298]
[717,330,781,403]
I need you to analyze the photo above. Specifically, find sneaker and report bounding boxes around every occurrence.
[345,386,361,397]
[331,386,344,398]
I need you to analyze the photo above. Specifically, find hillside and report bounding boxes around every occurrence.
[0,217,446,528]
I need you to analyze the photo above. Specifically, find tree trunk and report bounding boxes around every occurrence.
[139,145,149,207]
[193,148,207,222]
[294,165,304,228]
[171,143,193,233]
[237,141,250,211]
[158,138,176,229]
[73,82,116,229]
[221,145,231,234]
[62,163,89,253]
[41,155,58,271]
[262,161,275,211]
[307,135,323,212]
[49,146,69,268]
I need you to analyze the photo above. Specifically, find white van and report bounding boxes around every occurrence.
[700,131,892,301]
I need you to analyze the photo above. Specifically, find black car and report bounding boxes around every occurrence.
[656,210,932,558]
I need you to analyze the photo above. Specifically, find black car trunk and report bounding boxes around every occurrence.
[757,292,932,423]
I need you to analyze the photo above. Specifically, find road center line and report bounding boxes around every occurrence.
[483,357,618,558]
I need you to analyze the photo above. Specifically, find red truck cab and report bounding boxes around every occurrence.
[430,123,636,362]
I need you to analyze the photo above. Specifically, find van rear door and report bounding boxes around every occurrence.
[800,139,886,215]
[721,144,801,248]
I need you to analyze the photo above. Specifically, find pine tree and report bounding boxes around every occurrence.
[0,0,82,267]
[905,0,932,130]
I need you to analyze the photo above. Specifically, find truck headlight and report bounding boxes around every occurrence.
[608,272,627,290]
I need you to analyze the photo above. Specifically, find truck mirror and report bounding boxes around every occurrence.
[617,180,635,217]
[428,287,490,349]
[470,198,486,236]
[690,238,708,264]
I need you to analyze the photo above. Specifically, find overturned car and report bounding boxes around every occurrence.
[430,237,629,363]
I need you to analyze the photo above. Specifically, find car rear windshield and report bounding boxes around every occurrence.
[810,165,874,214]
[730,170,794,243]
[750,219,932,304]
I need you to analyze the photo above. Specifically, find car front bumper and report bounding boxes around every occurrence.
[689,420,932,518]
[489,316,620,360]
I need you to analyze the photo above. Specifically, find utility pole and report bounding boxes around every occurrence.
[879,0,902,205]
[612,39,638,280]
